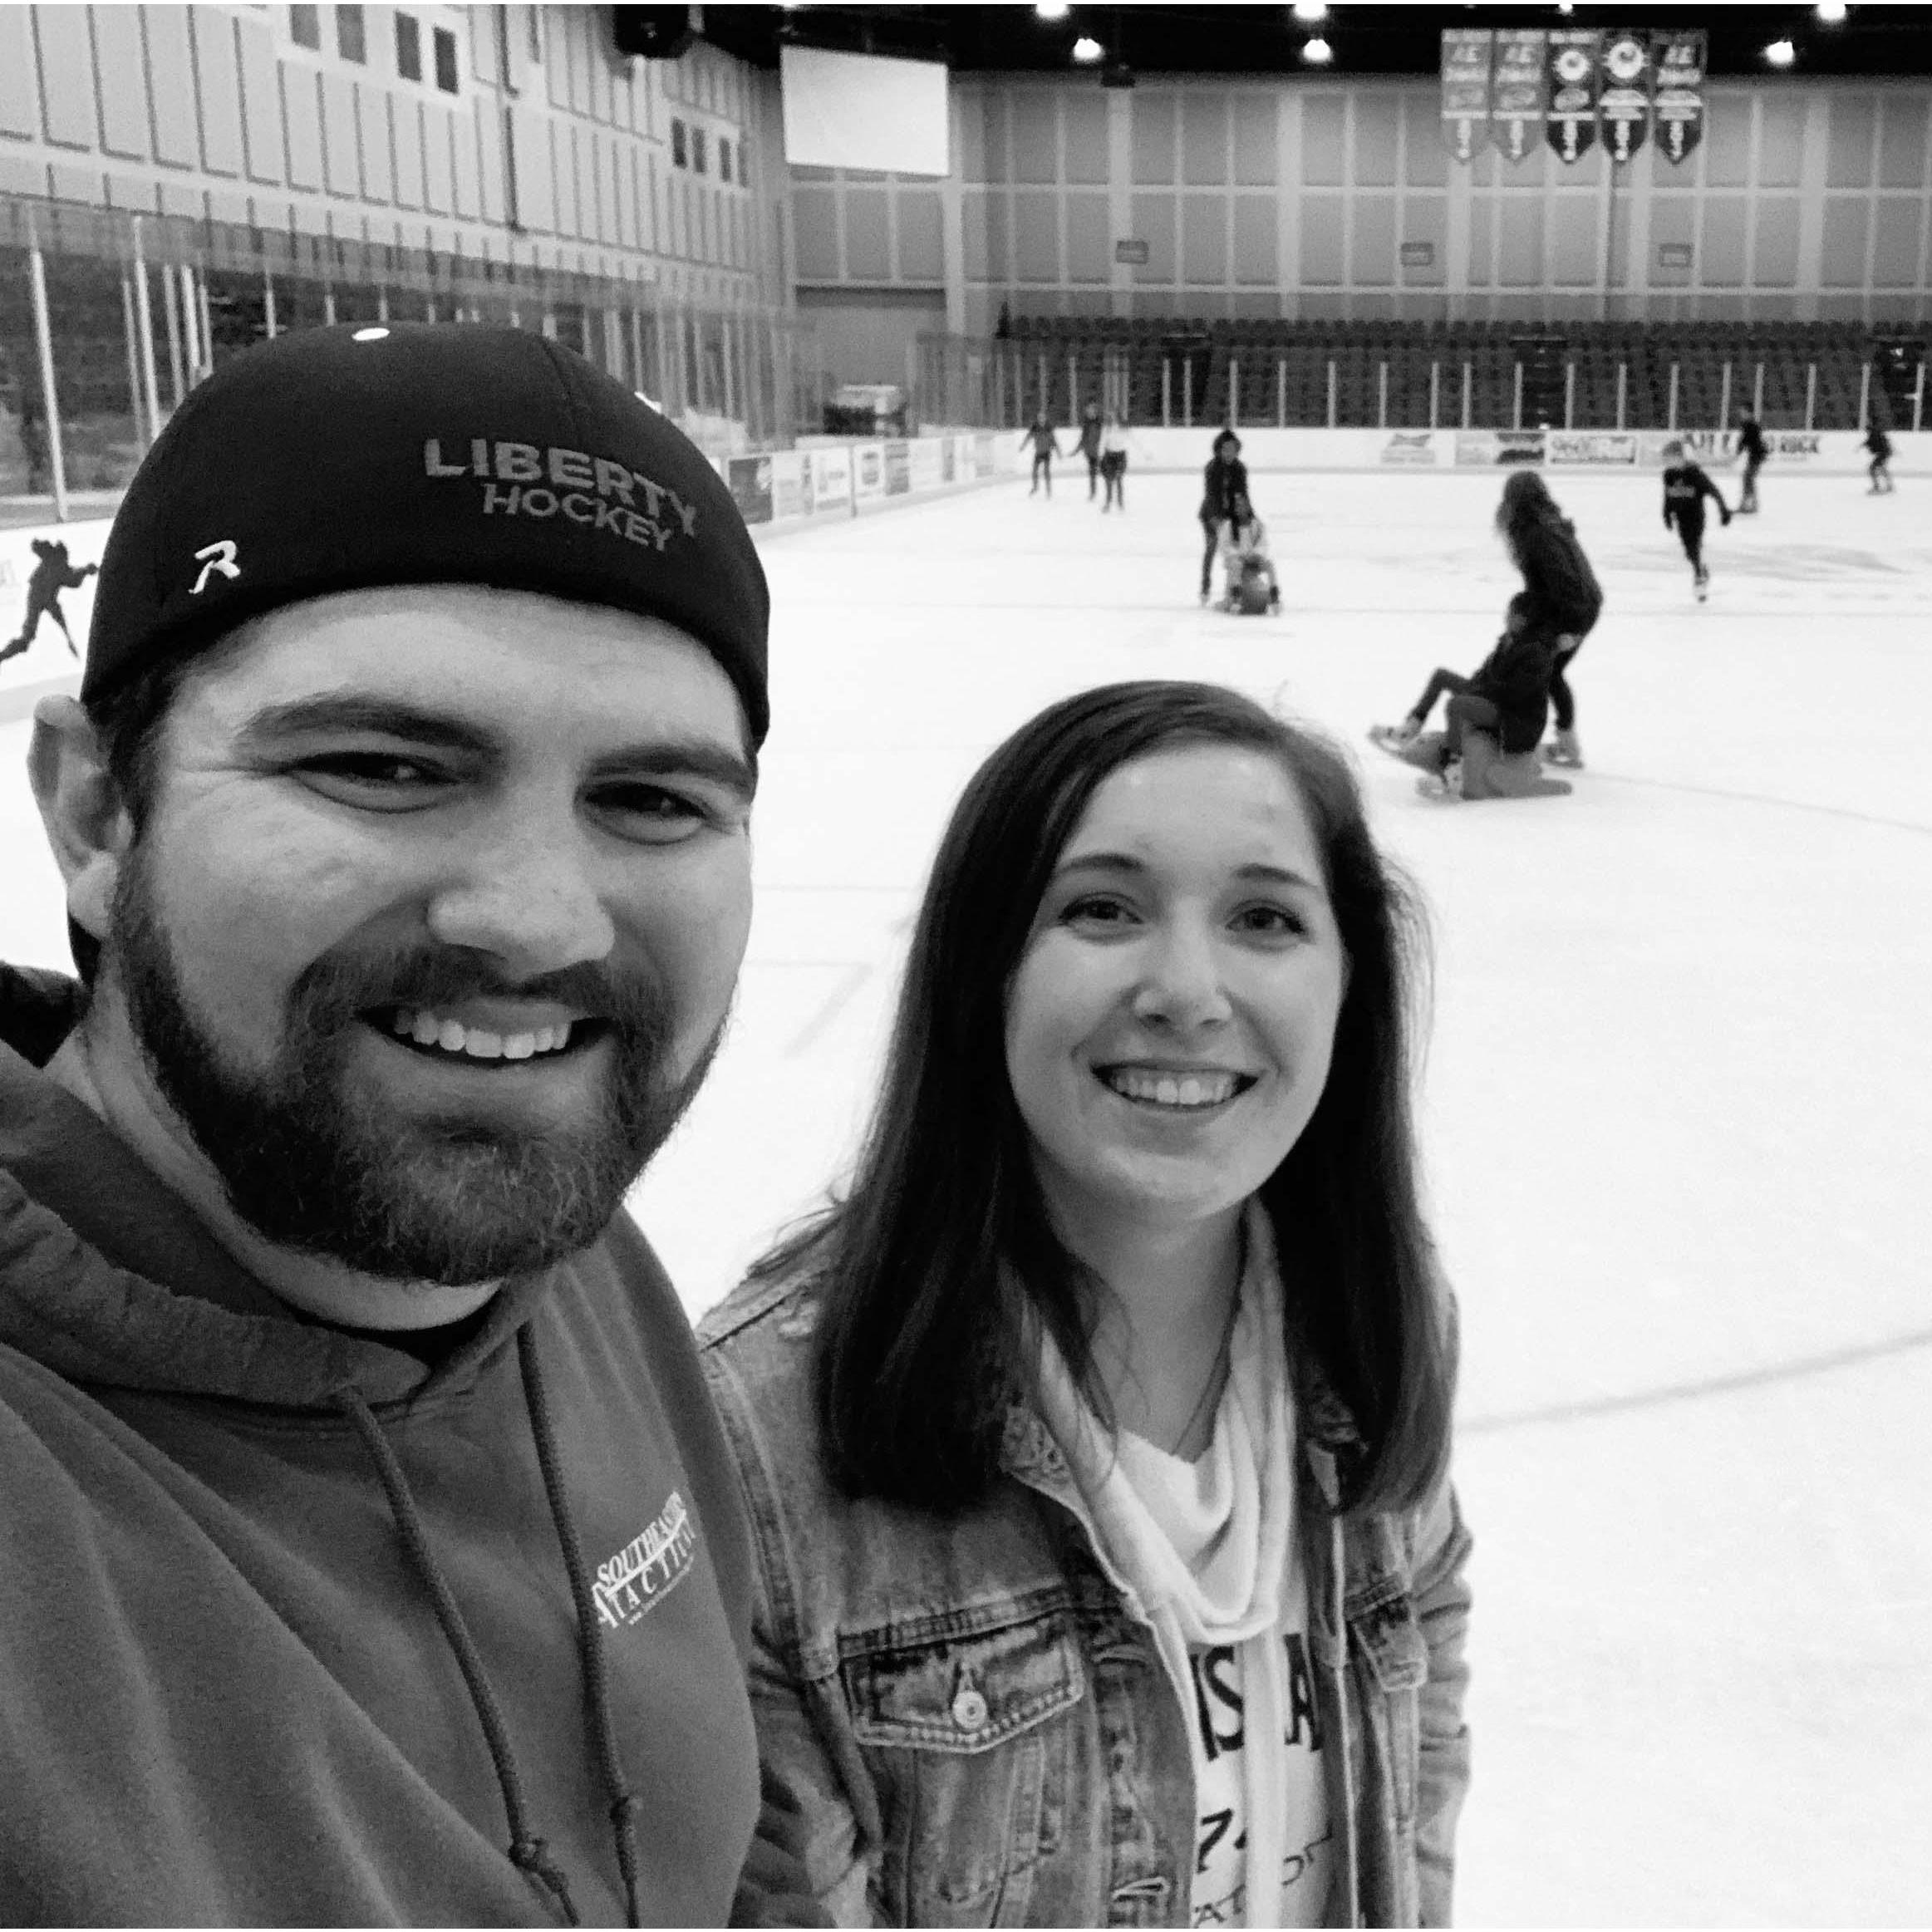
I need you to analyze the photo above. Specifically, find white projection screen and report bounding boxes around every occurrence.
[779,45,951,175]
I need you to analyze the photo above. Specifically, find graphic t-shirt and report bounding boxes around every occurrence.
[1118,1426,1332,1929]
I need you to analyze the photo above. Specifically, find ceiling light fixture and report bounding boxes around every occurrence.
[1763,37,1797,66]
[1034,1,1070,19]
[1815,1,1847,20]
[1301,33,1333,64]
[1291,2,1328,20]
[1073,33,1103,62]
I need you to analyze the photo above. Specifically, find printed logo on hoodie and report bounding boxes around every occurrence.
[593,1491,696,1628]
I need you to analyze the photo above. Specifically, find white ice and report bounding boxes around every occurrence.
[2,465,1928,1925]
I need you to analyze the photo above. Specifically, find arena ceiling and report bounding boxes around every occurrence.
[697,4,1932,78]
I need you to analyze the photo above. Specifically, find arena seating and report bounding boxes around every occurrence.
[993,316,1918,431]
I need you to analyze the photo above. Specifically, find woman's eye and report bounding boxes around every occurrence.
[1234,903,1307,937]
[1061,894,1138,927]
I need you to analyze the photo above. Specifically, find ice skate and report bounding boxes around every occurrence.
[0,637,28,666]
[1545,728,1583,769]
[1415,762,1463,802]
[1368,719,1422,754]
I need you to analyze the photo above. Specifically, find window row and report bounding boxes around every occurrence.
[289,4,460,96]
[671,116,748,188]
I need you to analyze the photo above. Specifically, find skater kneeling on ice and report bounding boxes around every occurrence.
[1371,592,1559,797]
[1217,495,1281,612]
[1660,439,1732,601]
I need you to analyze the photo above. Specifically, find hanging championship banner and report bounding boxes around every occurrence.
[1598,30,1651,161]
[1653,30,1708,165]
[1440,29,1495,162]
[1492,28,1548,164]
[1546,27,1602,164]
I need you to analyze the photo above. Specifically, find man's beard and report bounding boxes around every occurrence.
[105,849,723,1289]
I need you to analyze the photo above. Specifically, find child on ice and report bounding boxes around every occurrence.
[1216,495,1281,611]
[1369,592,1559,798]
[1660,439,1733,601]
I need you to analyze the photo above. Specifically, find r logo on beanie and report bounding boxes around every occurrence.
[83,323,771,745]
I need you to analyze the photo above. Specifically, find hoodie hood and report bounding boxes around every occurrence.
[0,961,544,1408]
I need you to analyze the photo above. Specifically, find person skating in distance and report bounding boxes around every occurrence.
[1734,411,1768,513]
[1370,592,1560,799]
[1864,418,1896,494]
[1020,411,1065,497]
[1198,428,1250,605]
[0,538,97,666]
[1076,400,1104,500]
[1098,410,1133,512]
[1659,438,1733,602]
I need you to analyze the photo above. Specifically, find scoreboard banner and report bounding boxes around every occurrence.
[1653,30,1708,165]
[1598,30,1652,162]
[1546,27,1602,164]
[1441,29,1495,161]
[1492,28,1548,164]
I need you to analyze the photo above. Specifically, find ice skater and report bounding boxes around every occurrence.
[1865,418,1896,494]
[1098,411,1131,512]
[1020,412,1064,497]
[1215,494,1281,612]
[0,538,96,666]
[1660,438,1733,602]
[1197,428,1249,604]
[1369,592,1560,798]
[1735,411,1768,514]
[1075,401,1104,499]
[1497,470,1601,769]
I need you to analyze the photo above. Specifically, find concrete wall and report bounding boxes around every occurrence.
[789,73,1932,334]
[0,3,787,312]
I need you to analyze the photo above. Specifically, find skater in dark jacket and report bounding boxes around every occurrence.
[1198,429,1249,602]
[1075,401,1104,499]
[1865,419,1896,494]
[1370,592,1559,794]
[1660,440,1732,600]
[0,538,96,665]
[1020,414,1064,497]
[1497,470,1601,769]
[1736,413,1768,513]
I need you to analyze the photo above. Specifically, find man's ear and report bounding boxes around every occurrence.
[28,695,132,951]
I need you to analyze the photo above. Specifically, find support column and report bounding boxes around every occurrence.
[27,221,70,520]
[161,258,186,406]
[132,222,162,438]
[120,268,146,449]
[263,268,278,339]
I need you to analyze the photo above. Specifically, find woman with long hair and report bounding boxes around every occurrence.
[702,681,1472,1928]
[1494,469,1602,768]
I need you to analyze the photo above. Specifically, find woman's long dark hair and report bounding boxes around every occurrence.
[751,681,1455,1519]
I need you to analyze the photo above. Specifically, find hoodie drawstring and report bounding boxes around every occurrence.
[518,1324,644,1930]
[335,1325,645,1930]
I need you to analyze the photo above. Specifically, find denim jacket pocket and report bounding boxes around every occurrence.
[843,1611,1087,1926]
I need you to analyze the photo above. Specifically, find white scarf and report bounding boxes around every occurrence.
[1032,1202,1312,1929]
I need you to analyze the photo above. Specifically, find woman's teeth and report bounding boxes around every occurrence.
[1104,1068,1241,1109]
[389,1010,575,1062]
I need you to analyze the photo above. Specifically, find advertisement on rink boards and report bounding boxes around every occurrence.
[910,439,945,490]
[1653,428,1825,465]
[812,443,854,510]
[1380,431,1443,466]
[884,440,912,494]
[852,443,886,503]
[1454,429,1549,466]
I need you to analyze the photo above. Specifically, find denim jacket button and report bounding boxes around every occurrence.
[951,1687,989,1731]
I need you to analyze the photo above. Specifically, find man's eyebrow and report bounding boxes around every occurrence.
[236,694,758,799]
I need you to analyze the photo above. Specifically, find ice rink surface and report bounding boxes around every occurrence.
[2,464,1929,1924]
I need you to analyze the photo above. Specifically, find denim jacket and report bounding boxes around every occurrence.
[698,1271,1472,1928]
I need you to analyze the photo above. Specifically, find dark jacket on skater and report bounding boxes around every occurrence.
[1198,430,1251,597]
[3,539,97,660]
[1496,473,1601,647]
[1662,458,1730,534]
[1864,422,1894,461]
[1737,416,1768,465]
[1466,602,1562,754]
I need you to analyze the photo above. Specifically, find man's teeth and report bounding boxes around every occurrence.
[390,1010,575,1061]
[1105,1069,1241,1109]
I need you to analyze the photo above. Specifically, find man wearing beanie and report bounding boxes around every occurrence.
[0,326,805,1925]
